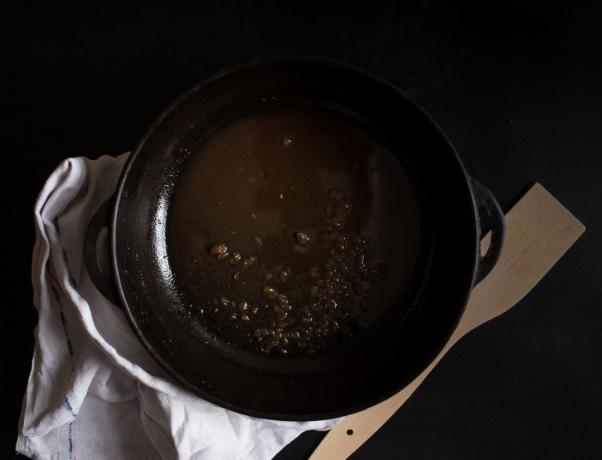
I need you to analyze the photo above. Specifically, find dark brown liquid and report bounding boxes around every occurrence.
[169,108,422,355]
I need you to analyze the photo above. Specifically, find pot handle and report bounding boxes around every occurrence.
[471,179,506,284]
[84,199,120,305]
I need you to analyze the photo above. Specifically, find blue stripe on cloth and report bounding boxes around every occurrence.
[64,396,77,417]
[67,421,74,460]
[64,396,77,460]
[50,281,75,372]
[48,230,79,459]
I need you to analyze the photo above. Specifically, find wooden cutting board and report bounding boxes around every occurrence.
[310,183,585,460]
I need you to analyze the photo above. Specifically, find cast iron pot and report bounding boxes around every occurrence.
[85,58,505,421]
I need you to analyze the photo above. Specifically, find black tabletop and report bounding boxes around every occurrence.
[3,2,601,458]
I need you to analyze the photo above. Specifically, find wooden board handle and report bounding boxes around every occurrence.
[310,183,585,460]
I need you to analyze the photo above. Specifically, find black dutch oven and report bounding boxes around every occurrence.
[85,58,505,421]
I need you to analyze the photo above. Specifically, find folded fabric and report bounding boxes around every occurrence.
[16,154,338,460]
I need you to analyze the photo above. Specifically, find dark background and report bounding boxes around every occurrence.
[3,1,601,458]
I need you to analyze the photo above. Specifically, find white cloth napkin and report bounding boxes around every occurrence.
[16,154,338,460]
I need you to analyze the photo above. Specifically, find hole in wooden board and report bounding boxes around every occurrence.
[346,429,354,436]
